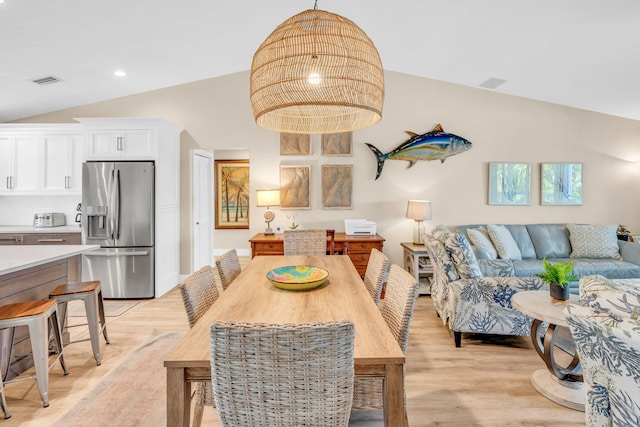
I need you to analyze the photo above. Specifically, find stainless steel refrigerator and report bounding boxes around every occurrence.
[81,161,155,298]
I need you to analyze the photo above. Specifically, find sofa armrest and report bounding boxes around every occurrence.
[579,275,640,319]
[618,240,640,266]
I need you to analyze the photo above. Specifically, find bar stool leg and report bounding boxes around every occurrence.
[0,378,10,419]
[98,290,110,344]
[28,315,52,407]
[50,310,68,376]
[84,293,102,365]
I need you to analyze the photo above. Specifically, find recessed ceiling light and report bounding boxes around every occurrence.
[114,70,127,77]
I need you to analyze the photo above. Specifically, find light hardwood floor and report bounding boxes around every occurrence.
[3,271,585,426]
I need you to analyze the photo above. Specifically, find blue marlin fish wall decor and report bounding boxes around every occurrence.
[366,124,473,180]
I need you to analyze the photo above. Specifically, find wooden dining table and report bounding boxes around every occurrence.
[164,255,408,427]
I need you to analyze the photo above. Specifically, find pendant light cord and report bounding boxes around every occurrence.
[313,0,318,10]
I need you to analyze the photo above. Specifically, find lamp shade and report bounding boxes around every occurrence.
[250,9,384,134]
[406,200,432,221]
[256,189,281,207]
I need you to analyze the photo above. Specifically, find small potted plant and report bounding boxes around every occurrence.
[535,259,578,300]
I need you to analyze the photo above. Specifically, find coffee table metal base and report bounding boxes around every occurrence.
[531,369,585,411]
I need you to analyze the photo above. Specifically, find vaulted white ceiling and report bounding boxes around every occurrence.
[2,0,640,123]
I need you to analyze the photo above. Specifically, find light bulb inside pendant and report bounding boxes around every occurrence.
[307,72,322,85]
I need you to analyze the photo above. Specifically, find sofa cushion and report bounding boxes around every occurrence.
[503,225,537,260]
[526,224,571,259]
[570,259,640,279]
[567,223,621,259]
[487,224,522,260]
[511,260,545,277]
[443,233,482,279]
[467,227,498,259]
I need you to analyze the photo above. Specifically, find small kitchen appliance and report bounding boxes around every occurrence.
[33,213,66,228]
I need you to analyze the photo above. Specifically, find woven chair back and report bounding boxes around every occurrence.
[215,249,242,291]
[178,265,220,328]
[363,248,389,306]
[210,321,355,426]
[283,229,327,256]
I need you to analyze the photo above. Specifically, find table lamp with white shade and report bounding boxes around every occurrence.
[256,190,280,235]
[406,200,432,244]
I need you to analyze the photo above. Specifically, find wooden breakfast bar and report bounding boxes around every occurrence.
[0,245,98,380]
[165,255,408,427]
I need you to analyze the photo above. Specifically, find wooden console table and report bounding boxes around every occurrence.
[249,232,385,276]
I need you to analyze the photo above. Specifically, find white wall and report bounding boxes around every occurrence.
[15,70,640,272]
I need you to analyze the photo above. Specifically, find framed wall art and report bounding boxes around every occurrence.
[280,133,311,155]
[280,165,311,209]
[321,165,353,209]
[321,132,352,156]
[488,162,531,206]
[215,160,249,229]
[541,163,583,205]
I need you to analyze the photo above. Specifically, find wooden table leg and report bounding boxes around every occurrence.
[384,363,408,427]
[166,367,191,427]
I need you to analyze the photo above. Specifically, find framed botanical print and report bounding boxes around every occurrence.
[280,133,311,155]
[321,132,352,156]
[280,165,311,209]
[541,163,583,205]
[488,162,531,206]
[321,165,353,209]
[215,160,249,229]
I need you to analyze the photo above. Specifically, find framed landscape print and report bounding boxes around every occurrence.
[488,162,531,205]
[321,132,352,156]
[321,165,353,209]
[215,160,249,229]
[541,163,583,205]
[280,165,311,209]
[280,133,311,155]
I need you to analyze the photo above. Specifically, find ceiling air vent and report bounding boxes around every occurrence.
[31,75,63,86]
[479,77,507,90]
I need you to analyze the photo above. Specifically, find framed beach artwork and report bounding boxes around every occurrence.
[541,163,583,205]
[321,132,352,156]
[280,133,311,155]
[488,162,531,206]
[280,165,311,209]
[321,165,353,209]
[215,160,249,229]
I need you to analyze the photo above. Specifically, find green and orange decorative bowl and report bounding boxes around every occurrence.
[266,266,329,291]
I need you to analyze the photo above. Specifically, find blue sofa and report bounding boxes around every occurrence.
[424,224,640,347]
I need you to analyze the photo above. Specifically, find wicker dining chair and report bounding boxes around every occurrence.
[215,249,242,291]
[178,265,221,427]
[363,248,389,306]
[283,229,327,256]
[209,320,355,427]
[352,264,419,410]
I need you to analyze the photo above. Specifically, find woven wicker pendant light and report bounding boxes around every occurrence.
[250,6,384,134]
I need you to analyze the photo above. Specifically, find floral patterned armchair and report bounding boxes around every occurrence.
[565,275,640,427]
[423,229,544,347]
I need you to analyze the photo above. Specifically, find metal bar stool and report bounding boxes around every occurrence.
[0,299,68,409]
[49,281,109,366]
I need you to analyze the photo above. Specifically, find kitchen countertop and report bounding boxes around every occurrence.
[0,245,99,276]
[0,225,81,233]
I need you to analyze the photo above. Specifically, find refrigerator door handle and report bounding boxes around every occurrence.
[85,250,149,257]
[114,169,121,240]
[108,169,116,241]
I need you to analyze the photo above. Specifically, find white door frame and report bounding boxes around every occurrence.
[192,149,213,272]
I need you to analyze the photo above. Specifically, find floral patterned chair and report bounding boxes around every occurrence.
[565,275,640,427]
[423,228,544,347]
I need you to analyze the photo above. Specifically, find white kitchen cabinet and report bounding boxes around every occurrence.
[42,133,84,194]
[86,129,154,159]
[0,134,40,194]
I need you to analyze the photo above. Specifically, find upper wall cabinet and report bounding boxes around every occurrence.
[41,133,84,194]
[86,129,154,159]
[0,134,40,194]
[0,125,85,195]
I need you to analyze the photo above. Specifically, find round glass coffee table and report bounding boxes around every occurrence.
[512,290,584,411]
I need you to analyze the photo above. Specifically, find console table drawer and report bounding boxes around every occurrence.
[345,241,380,253]
[252,241,284,256]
